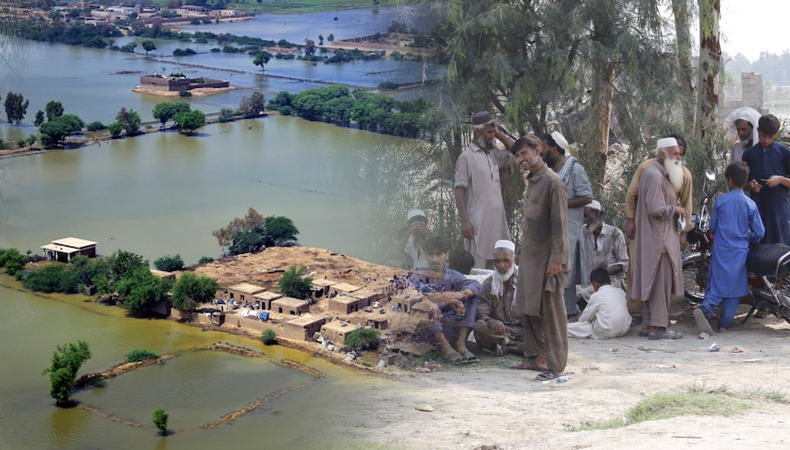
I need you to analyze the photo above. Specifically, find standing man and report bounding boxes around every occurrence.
[542,131,592,318]
[632,138,685,340]
[577,200,628,305]
[727,107,761,162]
[742,114,790,245]
[454,111,515,269]
[473,240,524,357]
[510,136,569,380]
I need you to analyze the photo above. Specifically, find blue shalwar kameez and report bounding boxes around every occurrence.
[702,189,765,328]
[742,141,790,244]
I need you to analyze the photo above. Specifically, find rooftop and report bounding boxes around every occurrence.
[311,279,337,288]
[272,296,310,308]
[329,295,360,305]
[322,320,355,333]
[228,282,266,294]
[332,282,361,293]
[49,237,97,249]
[351,288,378,300]
[253,291,283,301]
[284,314,327,327]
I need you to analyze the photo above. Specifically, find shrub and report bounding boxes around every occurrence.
[261,329,276,345]
[378,81,399,90]
[21,264,79,293]
[179,90,192,97]
[126,349,158,362]
[152,407,169,436]
[154,254,184,272]
[198,256,214,264]
[86,121,106,131]
[218,108,235,123]
[344,328,381,350]
[16,138,26,148]
[277,265,312,299]
[171,272,218,312]
[108,121,123,137]
[0,248,27,276]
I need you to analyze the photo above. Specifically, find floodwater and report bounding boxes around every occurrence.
[0,276,412,449]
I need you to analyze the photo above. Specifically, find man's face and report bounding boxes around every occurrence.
[758,129,775,148]
[583,208,602,229]
[410,219,428,236]
[542,145,557,166]
[493,249,514,275]
[426,251,447,272]
[514,145,540,170]
[658,145,681,162]
[735,120,753,141]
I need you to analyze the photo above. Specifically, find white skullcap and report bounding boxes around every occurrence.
[494,240,516,252]
[407,209,426,222]
[656,137,678,150]
[586,200,602,212]
[550,131,569,152]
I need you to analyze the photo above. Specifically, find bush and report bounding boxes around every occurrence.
[152,407,169,436]
[86,121,106,131]
[198,256,214,264]
[0,248,27,276]
[21,264,79,293]
[16,138,26,148]
[42,340,91,407]
[108,121,123,137]
[344,328,381,350]
[154,254,184,272]
[260,329,276,345]
[179,90,192,97]
[277,265,312,299]
[171,272,218,312]
[378,81,399,90]
[126,349,158,362]
[218,108,235,123]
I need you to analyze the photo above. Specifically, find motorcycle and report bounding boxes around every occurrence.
[682,168,790,325]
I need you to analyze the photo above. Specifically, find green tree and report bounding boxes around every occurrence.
[327,33,335,43]
[39,114,84,148]
[261,216,299,247]
[173,110,206,134]
[142,39,156,55]
[109,250,148,281]
[152,101,190,129]
[108,121,123,137]
[239,92,265,118]
[252,51,272,71]
[260,329,276,345]
[212,207,266,255]
[126,349,158,362]
[45,100,64,121]
[116,267,173,314]
[318,34,324,45]
[0,248,27,276]
[171,272,219,312]
[278,265,312,299]
[218,107,235,122]
[345,328,381,350]
[85,121,106,132]
[153,254,184,272]
[115,107,141,136]
[4,92,29,125]
[152,407,169,436]
[33,110,45,127]
[42,340,91,407]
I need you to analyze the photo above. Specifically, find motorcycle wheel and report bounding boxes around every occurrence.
[682,253,706,303]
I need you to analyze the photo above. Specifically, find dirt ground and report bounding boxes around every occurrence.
[363,315,790,449]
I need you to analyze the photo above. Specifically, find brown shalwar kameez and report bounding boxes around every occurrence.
[516,165,569,373]
[631,161,683,328]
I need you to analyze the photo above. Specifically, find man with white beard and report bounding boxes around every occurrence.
[472,240,524,357]
[631,138,686,340]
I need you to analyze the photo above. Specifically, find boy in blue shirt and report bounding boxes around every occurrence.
[695,162,765,333]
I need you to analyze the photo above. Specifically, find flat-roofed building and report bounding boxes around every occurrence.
[330,282,361,297]
[328,295,362,315]
[351,288,379,307]
[281,314,327,341]
[253,291,283,310]
[41,237,97,262]
[321,320,357,345]
[311,279,336,298]
[271,297,310,316]
[367,317,388,331]
[227,283,266,304]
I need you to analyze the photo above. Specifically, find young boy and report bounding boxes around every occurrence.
[567,268,632,339]
[694,162,765,333]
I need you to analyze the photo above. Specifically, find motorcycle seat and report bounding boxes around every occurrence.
[747,244,790,277]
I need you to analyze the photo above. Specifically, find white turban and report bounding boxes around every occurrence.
[726,106,761,145]
[550,131,569,152]
[586,200,602,212]
[407,209,426,223]
[494,239,515,252]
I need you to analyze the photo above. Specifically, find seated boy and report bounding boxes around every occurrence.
[694,161,765,333]
[567,268,631,339]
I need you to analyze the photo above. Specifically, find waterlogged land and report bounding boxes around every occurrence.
[212,0,407,14]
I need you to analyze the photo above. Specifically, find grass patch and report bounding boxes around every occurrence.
[571,384,753,432]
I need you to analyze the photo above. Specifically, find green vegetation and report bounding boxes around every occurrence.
[19,255,109,294]
[345,328,381,350]
[261,329,277,345]
[4,92,29,125]
[253,51,272,71]
[85,121,106,132]
[115,107,141,136]
[174,110,206,134]
[42,340,91,407]
[45,101,64,121]
[40,114,84,148]
[141,40,156,55]
[152,407,169,436]
[238,92,265,118]
[1,19,121,48]
[571,384,754,431]
[171,272,219,312]
[126,349,159,363]
[212,208,299,255]
[233,0,402,14]
[278,265,312,300]
[154,254,184,272]
[198,256,215,264]
[108,121,123,137]
[152,101,190,129]
[267,86,443,139]
[0,248,27,276]
[116,267,173,314]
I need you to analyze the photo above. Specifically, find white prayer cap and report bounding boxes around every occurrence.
[586,200,602,212]
[550,131,569,152]
[494,239,516,252]
[726,106,761,144]
[656,137,678,150]
[407,209,427,223]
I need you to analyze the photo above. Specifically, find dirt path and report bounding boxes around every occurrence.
[359,316,790,449]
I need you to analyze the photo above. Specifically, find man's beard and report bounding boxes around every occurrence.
[495,264,515,281]
[476,135,495,151]
[664,158,684,191]
[740,138,753,148]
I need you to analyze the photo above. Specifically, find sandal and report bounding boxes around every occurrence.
[647,329,683,340]
[534,369,560,381]
[444,351,465,365]
[637,327,650,337]
[460,350,479,364]
[510,357,547,371]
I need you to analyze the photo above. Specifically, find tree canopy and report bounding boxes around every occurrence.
[39,114,84,147]
[278,265,312,299]
[171,272,219,312]
[174,110,206,134]
[115,107,141,136]
[152,101,190,129]
[4,92,29,125]
[42,340,91,407]
[212,208,299,255]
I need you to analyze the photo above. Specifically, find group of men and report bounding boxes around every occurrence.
[393,109,790,380]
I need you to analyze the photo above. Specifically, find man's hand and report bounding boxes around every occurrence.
[449,298,465,316]
[625,219,635,240]
[487,319,505,335]
[674,206,686,217]
[461,219,476,238]
[546,262,562,277]
[766,175,786,187]
[749,179,763,193]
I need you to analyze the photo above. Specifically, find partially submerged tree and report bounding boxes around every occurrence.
[252,51,272,71]
[174,110,206,134]
[4,91,29,125]
[152,407,169,436]
[152,101,190,129]
[142,39,156,55]
[239,92,265,118]
[153,254,184,272]
[42,340,91,407]
[115,107,141,136]
[45,100,64,121]
[39,114,84,147]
